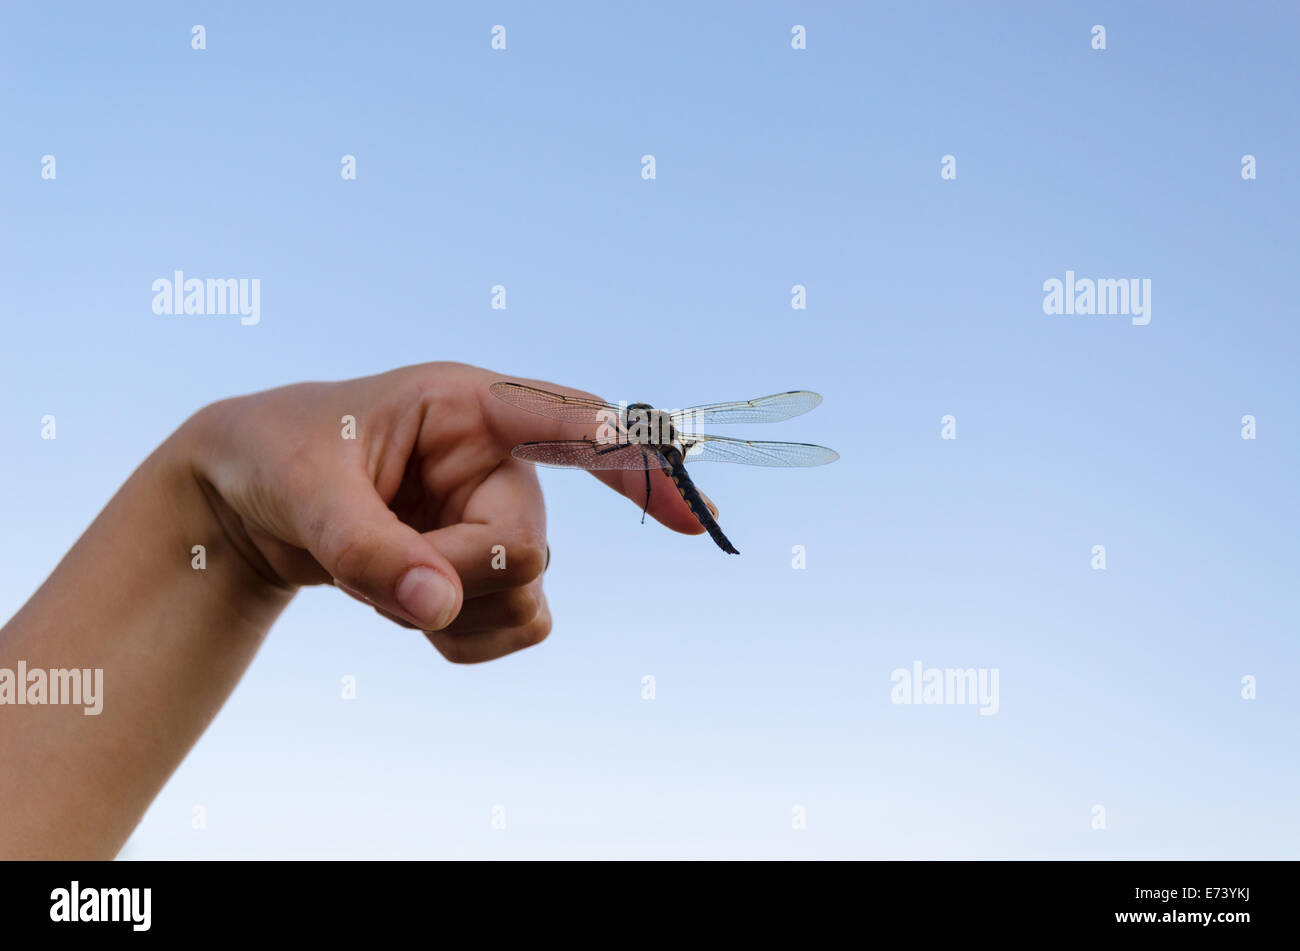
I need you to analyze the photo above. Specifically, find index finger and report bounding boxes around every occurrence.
[474,372,708,538]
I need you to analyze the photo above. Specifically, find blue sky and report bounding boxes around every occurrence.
[2,2,1297,857]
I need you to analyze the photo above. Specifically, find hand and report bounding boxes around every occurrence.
[0,361,712,857]
[187,362,707,663]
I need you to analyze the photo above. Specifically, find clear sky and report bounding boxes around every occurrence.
[2,2,1297,858]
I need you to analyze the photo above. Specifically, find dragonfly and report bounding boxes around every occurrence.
[489,382,839,554]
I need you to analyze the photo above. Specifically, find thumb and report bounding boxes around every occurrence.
[303,475,463,631]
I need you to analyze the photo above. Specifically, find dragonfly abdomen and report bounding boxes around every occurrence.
[661,449,739,555]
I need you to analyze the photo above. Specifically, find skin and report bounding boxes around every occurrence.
[0,362,713,859]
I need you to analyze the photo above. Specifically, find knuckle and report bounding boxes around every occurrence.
[500,587,541,628]
[502,531,547,584]
[430,632,470,665]
[442,644,474,665]
[518,612,552,649]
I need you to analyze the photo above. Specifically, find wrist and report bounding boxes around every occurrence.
[170,402,297,605]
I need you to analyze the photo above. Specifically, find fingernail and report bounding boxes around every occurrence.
[396,566,457,630]
[700,492,720,518]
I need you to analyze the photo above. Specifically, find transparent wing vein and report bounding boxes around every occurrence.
[510,440,666,470]
[671,391,823,426]
[682,435,839,467]
[490,382,621,425]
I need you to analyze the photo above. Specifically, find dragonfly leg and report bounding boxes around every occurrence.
[640,449,651,524]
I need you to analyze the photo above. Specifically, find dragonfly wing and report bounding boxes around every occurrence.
[671,390,823,427]
[510,440,667,470]
[490,382,622,425]
[681,434,839,467]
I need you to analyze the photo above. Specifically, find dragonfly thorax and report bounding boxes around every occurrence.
[623,403,677,448]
